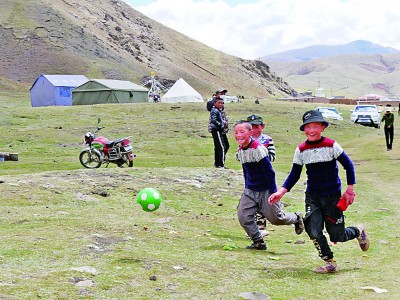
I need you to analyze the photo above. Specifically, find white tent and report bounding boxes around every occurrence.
[161,78,203,103]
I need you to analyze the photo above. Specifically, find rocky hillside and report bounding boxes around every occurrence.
[0,0,293,98]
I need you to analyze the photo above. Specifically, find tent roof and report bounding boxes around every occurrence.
[161,78,203,102]
[31,74,89,89]
[89,79,148,91]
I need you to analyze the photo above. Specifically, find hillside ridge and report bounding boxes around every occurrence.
[0,0,292,98]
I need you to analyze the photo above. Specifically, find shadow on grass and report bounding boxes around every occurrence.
[250,264,361,278]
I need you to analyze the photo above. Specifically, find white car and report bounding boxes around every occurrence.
[315,107,343,121]
[350,104,381,128]
[220,95,239,103]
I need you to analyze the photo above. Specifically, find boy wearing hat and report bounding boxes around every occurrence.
[268,110,370,273]
[381,108,394,150]
[247,114,276,162]
[247,114,277,234]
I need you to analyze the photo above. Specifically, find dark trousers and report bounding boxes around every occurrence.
[384,126,394,149]
[211,129,226,167]
[222,133,230,157]
[304,192,359,261]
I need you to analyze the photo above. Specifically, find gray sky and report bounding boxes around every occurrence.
[123,0,400,59]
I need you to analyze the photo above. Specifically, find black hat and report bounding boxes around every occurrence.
[300,110,329,131]
[247,114,263,125]
[215,89,227,94]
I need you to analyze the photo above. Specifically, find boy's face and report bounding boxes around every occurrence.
[303,122,326,142]
[214,100,223,109]
[234,123,252,147]
[251,123,265,138]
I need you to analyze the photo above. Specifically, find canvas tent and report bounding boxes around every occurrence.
[161,78,203,103]
[30,74,88,107]
[72,79,149,105]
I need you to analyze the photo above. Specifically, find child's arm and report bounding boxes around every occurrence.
[268,187,288,204]
[267,140,276,162]
[337,151,356,188]
[260,157,277,193]
[268,163,302,204]
[337,149,356,207]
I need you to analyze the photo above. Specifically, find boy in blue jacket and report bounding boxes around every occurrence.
[234,121,304,250]
[209,97,227,168]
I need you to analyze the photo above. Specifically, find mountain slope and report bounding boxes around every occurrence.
[267,53,400,98]
[0,0,292,98]
[262,40,400,63]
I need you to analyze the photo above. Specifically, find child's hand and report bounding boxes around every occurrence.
[268,188,287,205]
[268,193,279,205]
[343,190,356,206]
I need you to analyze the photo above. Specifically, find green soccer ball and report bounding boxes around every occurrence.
[137,188,162,212]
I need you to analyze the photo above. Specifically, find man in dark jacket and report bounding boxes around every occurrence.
[381,108,394,150]
[209,97,226,168]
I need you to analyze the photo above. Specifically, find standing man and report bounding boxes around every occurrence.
[381,108,394,150]
[215,89,230,165]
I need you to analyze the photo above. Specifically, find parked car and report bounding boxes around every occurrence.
[350,104,381,128]
[315,107,343,121]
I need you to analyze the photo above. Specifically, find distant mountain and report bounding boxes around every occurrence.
[266,52,400,99]
[0,0,293,98]
[262,40,400,63]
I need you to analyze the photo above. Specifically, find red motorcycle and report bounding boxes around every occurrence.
[79,118,135,168]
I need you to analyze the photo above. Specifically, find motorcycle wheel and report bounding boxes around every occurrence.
[117,153,134,168]
[79,149,102,169]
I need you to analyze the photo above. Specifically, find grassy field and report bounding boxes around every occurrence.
[1,91,399,299]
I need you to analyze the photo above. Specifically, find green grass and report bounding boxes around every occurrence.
[1,91,399,299]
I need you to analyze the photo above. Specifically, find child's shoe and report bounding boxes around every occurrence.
[314,259,337,274]
[356,224,370,251]
[294,212,304,235]
[246,240,267,250]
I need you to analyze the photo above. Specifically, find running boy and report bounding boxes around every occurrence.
[234,121,304,250]
[268,110,370,273]
[247,114,276,233]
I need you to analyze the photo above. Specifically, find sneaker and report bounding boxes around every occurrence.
[314,260,337,274]
[259,229,269,237]
[246,240,267,250]
[294,212,304,235]
[356,225,370,251]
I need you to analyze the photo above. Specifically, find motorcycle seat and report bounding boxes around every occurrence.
[105,138,124,148]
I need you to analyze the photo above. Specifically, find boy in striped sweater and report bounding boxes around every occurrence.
[234,121,304,250]
[268,110,370,273]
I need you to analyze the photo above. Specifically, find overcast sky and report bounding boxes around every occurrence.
[123,0,400,59]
